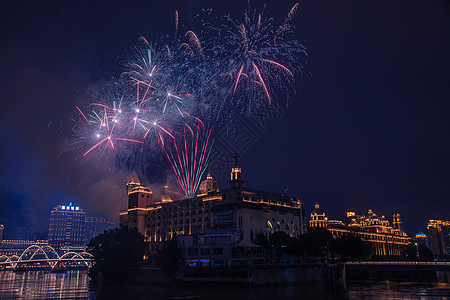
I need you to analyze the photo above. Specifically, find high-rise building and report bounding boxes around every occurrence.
[427,220,450,257]
[84,217,117,244]
[48,202,86,250]
[0,224,3,242]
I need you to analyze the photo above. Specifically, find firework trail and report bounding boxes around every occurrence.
[160,121,213,197]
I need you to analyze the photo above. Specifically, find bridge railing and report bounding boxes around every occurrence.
[346,261,450,267]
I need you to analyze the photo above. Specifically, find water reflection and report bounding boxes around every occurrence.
[0,271,450,299]
[347,281,450,300]
[0,271,89,299]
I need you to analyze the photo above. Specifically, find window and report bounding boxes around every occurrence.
[217,213,233,223]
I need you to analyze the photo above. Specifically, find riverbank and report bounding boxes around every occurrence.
[126,262,343,287]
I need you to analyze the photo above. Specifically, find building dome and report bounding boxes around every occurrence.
[311,203,324,215]
[198,172,219,194]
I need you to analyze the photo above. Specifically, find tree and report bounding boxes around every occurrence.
[87,226,147,283]
[155,237,182,276]
[299,227,334,257]
[331,234,372,261]
[404,243,434,261]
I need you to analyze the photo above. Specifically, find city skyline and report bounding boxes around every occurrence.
[0,0,449,237]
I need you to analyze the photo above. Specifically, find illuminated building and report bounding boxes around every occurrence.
[412,231,429,249]
[427,220,450,257]
[309,203,327,228]
[120,171,218,252]
[120,160,307,252]
[0,225,3,242]
[310,206,410,256]
[84,217,117,244]
[48,202,86,250]
[392,211,403,236]
[213,162,306,240]
[178,231,263,267]
[0,239,48,256]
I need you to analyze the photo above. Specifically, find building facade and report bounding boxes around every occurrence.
[310,205,410,257]
[120,163,307,252]
[48,202,86,250]
[0,239,48,256]
[427,220,450,257]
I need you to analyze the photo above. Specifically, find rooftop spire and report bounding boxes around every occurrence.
[128,170,140,185]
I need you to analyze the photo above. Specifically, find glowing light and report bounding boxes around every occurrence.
[62,206,65,210]
[96,134,100,138]
[153,122,157,126]
[135,108,140,113]
[108,136,111,140]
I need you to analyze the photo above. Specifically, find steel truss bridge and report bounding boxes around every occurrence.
[0,245,94,270]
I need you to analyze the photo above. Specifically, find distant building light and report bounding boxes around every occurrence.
[62,206,65,210]
[75,207,79,211]
[69,202,73,206]
[71,207,74,211]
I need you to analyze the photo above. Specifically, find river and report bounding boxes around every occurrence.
[1,271,449,299]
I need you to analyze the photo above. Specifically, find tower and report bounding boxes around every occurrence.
[309,203,327,228]
[230,153,244,189]
[127,170,141,195]
[126,171,152,236]
[392,211,403,236]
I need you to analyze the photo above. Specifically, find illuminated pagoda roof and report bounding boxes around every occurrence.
[128,170,140,185]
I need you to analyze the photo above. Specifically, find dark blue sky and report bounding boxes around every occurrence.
[0,0,449,237]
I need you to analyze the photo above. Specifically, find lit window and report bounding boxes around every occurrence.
[71,207,75,211]
[75,207,79,211]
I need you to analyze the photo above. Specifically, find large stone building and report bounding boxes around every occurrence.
[120,161,307,252]
[48,202,86,251]
[310,205,410,257]
[427,220,450,257]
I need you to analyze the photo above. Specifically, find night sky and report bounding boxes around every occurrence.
[1,0,449,238]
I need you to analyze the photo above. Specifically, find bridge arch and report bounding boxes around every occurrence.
[56,252,91,267]
[18,245,53,268]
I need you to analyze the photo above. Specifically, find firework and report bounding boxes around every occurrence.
[160,121,213,198]
[202,3,306,119]
[73,3,306,193]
